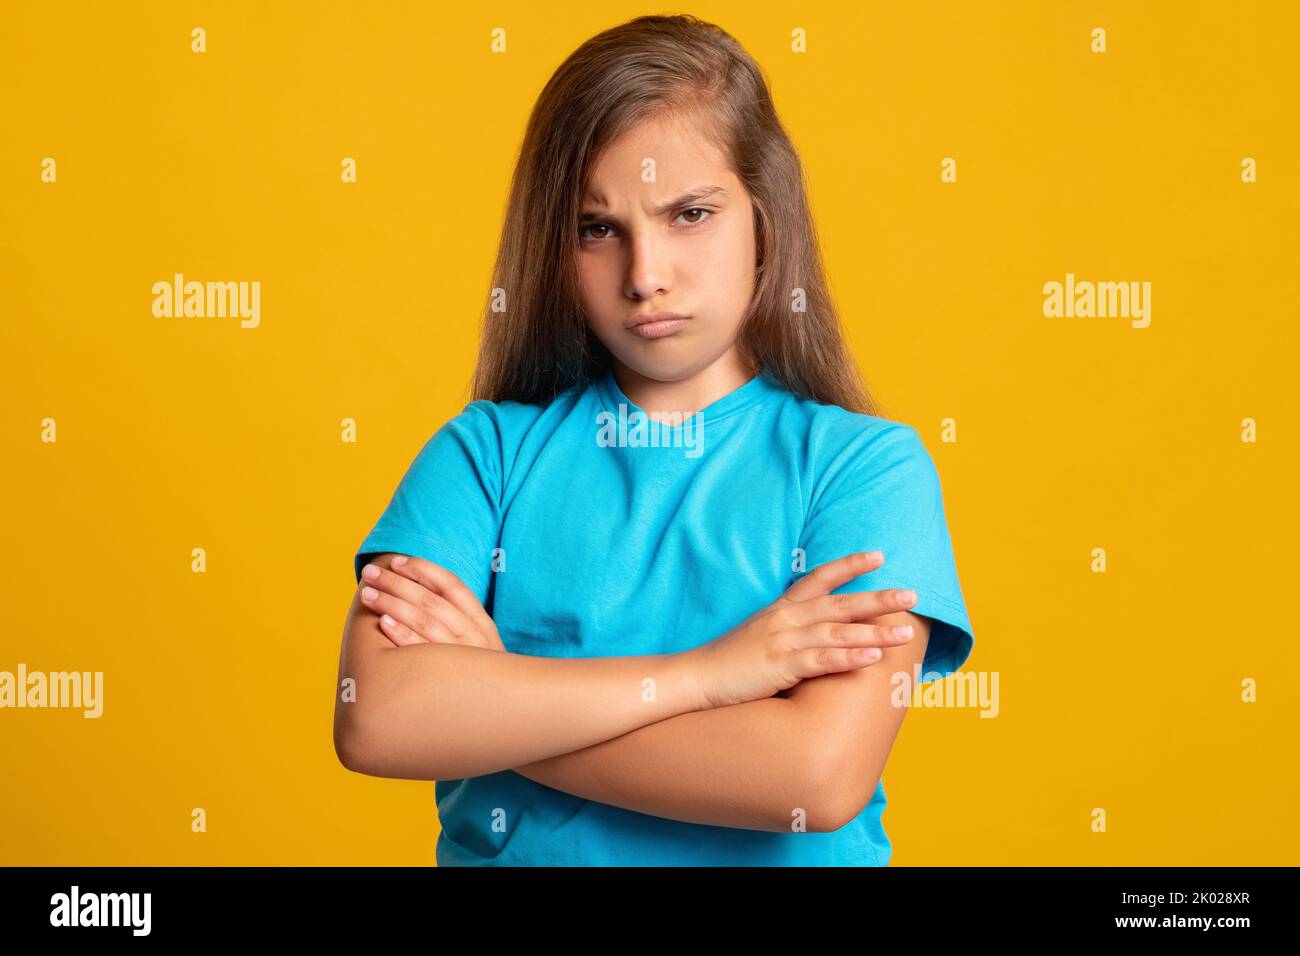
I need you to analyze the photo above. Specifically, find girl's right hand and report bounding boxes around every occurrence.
[689,551,921,709]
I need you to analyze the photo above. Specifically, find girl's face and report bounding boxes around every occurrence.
[577,111,759,387]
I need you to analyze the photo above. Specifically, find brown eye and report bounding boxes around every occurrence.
[678,208,711,225]
[581,223,612,241]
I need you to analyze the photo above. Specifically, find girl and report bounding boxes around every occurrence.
[335,14,974,866]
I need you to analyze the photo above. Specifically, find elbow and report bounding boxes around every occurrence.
[333,699,451,781]
[779,740,854,834]
[803,745,876,834]
[807,782,870,834]
[333,712,370,775]
[820,782,875,833]
[333,702,389,777]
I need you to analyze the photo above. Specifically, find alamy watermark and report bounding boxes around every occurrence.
[152,273,260,328]
[1043,272,1150,328]
[1,663,103,717]
[50,886,150,936]
[891,666,999,717]
[596,403,705,459]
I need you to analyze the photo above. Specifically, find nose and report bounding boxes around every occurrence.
[623,232,669,300]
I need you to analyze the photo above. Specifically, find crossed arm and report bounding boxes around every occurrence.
[510,612,930,833]
[335,552,932,834]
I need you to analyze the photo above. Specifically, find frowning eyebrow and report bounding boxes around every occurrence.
[581,185,728,221]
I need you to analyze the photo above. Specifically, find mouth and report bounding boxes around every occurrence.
[627,313,691,339]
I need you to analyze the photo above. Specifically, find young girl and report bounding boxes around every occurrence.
[335,14,974,866]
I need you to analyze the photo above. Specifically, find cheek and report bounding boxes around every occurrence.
[578,255,617,298]
[698,228,756,294]
[575,259,606,316]
[703,221,754,276]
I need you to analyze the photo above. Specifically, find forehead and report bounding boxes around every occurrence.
[584,110,732,198]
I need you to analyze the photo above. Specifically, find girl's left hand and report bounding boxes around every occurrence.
[358,555,506,652]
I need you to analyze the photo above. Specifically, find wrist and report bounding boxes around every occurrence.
[672,647,714,712]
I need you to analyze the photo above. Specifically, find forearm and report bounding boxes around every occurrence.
[510,693,836,832]
[339,640,707,781]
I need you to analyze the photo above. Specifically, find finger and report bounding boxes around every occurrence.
[360,563,475,642]
[786,586,919,627]
[388,555,495,632]
[359,581,464,644]
[782,551,884,603]
[789,646,884,679]
[786,620,915,652]
[376,613,426,647]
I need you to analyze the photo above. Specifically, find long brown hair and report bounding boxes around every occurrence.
[470,13,879,416]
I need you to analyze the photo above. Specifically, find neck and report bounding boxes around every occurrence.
[612,352,758,419]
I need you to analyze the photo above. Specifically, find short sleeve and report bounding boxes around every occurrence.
[797,421,974,685]
[353,403,502,606]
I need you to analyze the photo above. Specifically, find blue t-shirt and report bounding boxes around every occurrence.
[354,365,975,866]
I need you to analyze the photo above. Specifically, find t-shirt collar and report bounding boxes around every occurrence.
[598,365,780,425]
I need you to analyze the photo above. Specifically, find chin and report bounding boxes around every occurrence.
[614,353,719,385]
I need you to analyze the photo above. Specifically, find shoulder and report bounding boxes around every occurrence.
[455,378,589,434]
[771,396,942,525]
[780,391,934,480]
[448,395,546,451]
[425,379,590,479]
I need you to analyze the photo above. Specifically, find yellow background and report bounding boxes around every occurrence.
[2,1,1296,865]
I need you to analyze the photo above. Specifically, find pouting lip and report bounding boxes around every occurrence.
[626,312,690,330]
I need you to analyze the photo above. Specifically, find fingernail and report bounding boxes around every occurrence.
[898,590,917,605]
[863,648,882,660]
[392,555,407,567]
[892,625,914,639]
[362,586,378,600]
[381,614,396,627]
[362,564,380,580]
